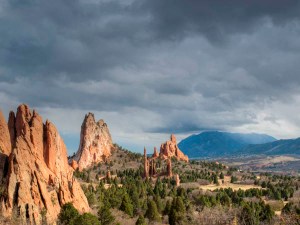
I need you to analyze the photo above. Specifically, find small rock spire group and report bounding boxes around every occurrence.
[143,134,187,184]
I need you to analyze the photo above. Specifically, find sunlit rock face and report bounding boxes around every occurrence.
[72,113,113,171]
[0,104,89,225]
[160,134,189,162]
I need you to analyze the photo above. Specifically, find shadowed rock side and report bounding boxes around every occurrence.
[160,134,189,162]
[0,104,89,225]
[72,113,113,171]
[0,110,11,156]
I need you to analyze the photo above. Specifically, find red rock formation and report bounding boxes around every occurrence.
[0,104,89,224]
[72,113,113,171]
[70,159,79,171]
[167,158,173,177]
[8,111,16,149]
[149,159,157,177]
[0,110,11,156]
[152,147,159,158]
[160,134,189,162]
[175,174,180,187]
[143,147,149,179]
[0,110,12,182]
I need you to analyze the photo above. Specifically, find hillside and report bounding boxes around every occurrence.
[178,131,276,158]
[71,147,300,225]
[241,138,300,156]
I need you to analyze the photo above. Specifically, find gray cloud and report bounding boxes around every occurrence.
[144,0,300,42]
[1,0,300,153]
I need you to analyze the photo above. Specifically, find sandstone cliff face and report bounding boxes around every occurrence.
[0,104,89,224]
[73,113,113,171]
[0,110,11,156]
[160,134,189,162]
[0,111,11,182]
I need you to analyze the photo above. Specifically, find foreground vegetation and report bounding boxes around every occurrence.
[1,145,299,225]
[68,146,300,225]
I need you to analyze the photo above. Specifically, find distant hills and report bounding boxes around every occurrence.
[242,138,300,156]
[178,131,278,158]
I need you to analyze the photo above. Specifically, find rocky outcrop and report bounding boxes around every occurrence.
[160,134,189,162]
[72,113,113,171]
[8,111,16,149]
[167,158,172,177]
[143,148,149,179]
[149,159,156,177]
[0,104,89,224]
[70,159,79,171]
[0,110,11,156]
[0,111,11,182]
[175,174,180,187]
[152,147,159,158]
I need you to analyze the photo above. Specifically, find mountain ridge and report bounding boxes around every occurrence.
[240,137,300,156]
[178,131,277,158]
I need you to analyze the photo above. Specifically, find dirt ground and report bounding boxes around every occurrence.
[198,176,261,191]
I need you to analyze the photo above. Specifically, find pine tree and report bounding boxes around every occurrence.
[135,215,147,225]
[145,199,160,222]
[163,200,171,215]
[154,194,163,213]
[213,174,219,185]
[168,197,186,225]
[73,213,100,225]
[261,204,274,222]
[175,197,186,215]
[120,193,134,217]
[98,205,115,225]
[220,172,224,179]
[58,203,79,225]
[168,207,177,225]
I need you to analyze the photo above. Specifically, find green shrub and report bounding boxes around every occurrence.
[58,203,79,225]
[73,213,100,225]
[98,205,115,225]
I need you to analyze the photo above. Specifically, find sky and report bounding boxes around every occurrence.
[1,0,300,154]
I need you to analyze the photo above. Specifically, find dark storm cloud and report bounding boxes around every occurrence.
[1,0,300,82]
[0,0,148,81]
[145,0,300,42]
[1,0,300,152]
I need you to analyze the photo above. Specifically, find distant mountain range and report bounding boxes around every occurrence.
[178,131,282,158]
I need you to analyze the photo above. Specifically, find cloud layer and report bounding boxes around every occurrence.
[1,0,300,153]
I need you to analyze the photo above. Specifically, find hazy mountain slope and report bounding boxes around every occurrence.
[178,131,276,158]
[241,138,300,155]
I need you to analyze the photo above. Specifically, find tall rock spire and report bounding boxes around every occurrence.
[143,147,149,178]
[72,113,113,171]
[167,158,173,177]
[152,147,159,158]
